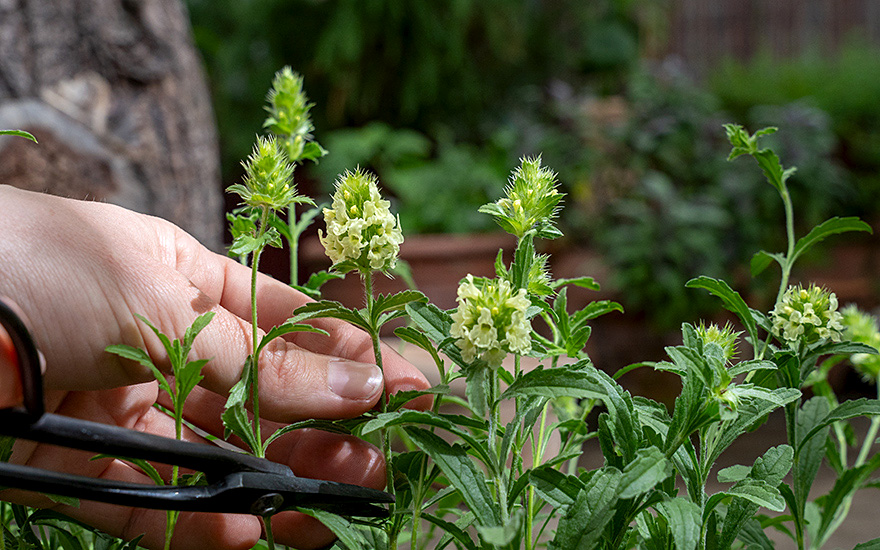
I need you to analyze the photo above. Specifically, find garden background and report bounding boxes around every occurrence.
[184,0,880,400]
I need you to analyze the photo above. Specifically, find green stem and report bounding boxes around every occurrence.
[263,516,276,550]
[759,187,796,361]
[250,205,269,457]
[363,272,397,549]
[856,381,880,466]
[288,206,298,286]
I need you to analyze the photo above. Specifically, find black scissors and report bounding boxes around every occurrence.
[0,299,392,517]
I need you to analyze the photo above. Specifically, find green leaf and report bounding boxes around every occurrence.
[361,410,492,467]
[257,321,329,354]
[797,398,880,455]
[530,466,586,508]
[500,366,605,402]
[176,358,209,408]
[295,508,370,550]
[794,397,831,515]
[422,513,479,550]
[292,300,370,332]
[0,129,37,142]
[814,452,880,546]
[221,358,260,454]
[511,231,535,290]
[791,217,872,265]
[655,498,701,550]
[405,427,500,528]
[405,302,452,344]
[386,385,449,412]
[728,360,777,378]
[550,468,622,550]
[372,290,428,316]
[263,419,352,448]
[477,509,523,547]
[685,276,759,355]
[728,479,786,512]
[618,446,672,499]
[717,464,752,483]
[466,365,490,418]
[552,277,601,291]
[228,234,262,256]
[106,344,172,399]
[750,250,783,277]
[854,538,880,550]
[183,311,215,350]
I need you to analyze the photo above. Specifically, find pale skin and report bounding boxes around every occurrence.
[0,185,431,550]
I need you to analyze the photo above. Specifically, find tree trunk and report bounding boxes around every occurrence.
[0,0,223,250]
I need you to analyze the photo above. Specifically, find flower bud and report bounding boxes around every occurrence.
[450,275,531,369]
[319,169,403,273]
[771,284,844,348]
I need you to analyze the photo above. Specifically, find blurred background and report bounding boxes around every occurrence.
[182,0,880,387]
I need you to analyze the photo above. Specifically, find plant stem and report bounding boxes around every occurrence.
[263,516,276,550]
[288,206,298,286]
[250,205,270,457]
[362,272,397,549]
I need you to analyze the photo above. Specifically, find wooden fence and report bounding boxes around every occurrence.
[665,0,880,76]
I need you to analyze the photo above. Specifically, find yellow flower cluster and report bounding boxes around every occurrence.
[319,169,403,273]
[841,305,880,380]
[450,275,531,369]
[771,284,844,347]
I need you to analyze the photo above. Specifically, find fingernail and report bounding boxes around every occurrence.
[328,360,383,400]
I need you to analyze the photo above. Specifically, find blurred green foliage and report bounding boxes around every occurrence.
[184,0,660,181]
[185,1,876,329]
[709,41,880,219]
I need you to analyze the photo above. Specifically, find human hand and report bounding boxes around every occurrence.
[0,185,430,549]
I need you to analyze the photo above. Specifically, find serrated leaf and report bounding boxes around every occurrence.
[552,276,601,291]
[717,464,752,483]
[530,466,586,508]
[791,217,872,264]
[106,344,172,398]
[550,468,622,550]
[794,397,830,515]
[511,231,535,290]
[728,479,786,511]
[292,300,370,331]
[183,311,215,350]
[618,446,672,499]
[405,302,452,344]
[405,427,501,528]
[372,290,428,318]
[797,398,880,455]
[655,498,701,550]
[500,367,605,402]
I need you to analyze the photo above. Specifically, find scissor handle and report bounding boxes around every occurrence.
[0,298,43,417]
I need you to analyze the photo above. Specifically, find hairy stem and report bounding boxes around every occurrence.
[250,205,270,457]
[288,206,298,286]
[363,272,397,549]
